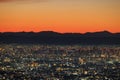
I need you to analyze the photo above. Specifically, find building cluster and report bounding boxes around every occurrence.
[0,44,120,80]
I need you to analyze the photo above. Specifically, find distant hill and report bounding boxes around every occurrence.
[0,31,120,44]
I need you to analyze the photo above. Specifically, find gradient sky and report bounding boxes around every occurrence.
[0,0,120,33]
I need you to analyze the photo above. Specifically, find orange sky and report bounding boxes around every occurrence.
[0,0,120,33]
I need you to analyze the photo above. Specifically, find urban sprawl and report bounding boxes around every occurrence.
[0,44,120,80]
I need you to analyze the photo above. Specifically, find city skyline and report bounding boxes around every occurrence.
[0,0,120,33]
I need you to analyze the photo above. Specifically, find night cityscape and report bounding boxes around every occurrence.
[0,44,120,80]
[0,0,120,80]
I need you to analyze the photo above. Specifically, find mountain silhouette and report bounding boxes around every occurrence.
[84,31,113,37]
[0,31,120,44]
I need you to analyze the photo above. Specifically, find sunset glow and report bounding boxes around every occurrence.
[0,0,120,33]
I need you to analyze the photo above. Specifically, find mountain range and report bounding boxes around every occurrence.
[0,31,120,44]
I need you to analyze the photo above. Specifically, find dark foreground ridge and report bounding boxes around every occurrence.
[0,31,120,44]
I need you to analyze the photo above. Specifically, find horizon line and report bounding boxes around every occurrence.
[0,30,120,34]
